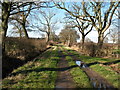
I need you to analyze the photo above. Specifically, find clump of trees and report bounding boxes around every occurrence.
[59,26,79,47]
[54,1,119,49]
[1,1,54,52]
[1,1,119,57]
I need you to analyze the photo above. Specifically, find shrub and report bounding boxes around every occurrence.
[2,37,47,78]
[4,37,47,60]
[71,42,117,58]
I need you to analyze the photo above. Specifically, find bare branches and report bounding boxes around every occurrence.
[103,2,119,33]
[8,1,54,15]
[29,8,57,42]
[82,2,99,30]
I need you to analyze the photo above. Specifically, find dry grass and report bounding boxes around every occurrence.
[4,37,47,59]
[3,37,47,78]
[69,42,118,58]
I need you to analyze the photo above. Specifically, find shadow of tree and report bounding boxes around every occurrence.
[9,65,78,76]
[2,47,52,79]
[86,60,120,67]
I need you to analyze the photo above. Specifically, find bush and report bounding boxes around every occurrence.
[2,37,47,78]
[71,42,117,58]
[4,37,47,60]
[78,42,97,57]
[96,43,113,57]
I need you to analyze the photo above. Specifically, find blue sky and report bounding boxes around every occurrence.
[7,2,119,43]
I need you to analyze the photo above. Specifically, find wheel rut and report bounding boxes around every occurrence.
[68,52,116,89]
[55,48,77,89]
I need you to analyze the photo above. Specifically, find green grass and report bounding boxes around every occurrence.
[112,49,120,54]
[63,46,119,88]
[90,64,119,88]
[65,48,118,64]
[65,55,92,88]
[2,46,59,88]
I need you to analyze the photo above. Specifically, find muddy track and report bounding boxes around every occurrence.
[55,47,77,89]
[67,52,116,89]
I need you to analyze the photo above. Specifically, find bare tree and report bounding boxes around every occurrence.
[82,2,119,48]
[109,28,118,44]
[30,9,57,43]
[59,26,80,46]
[10,21,24,38]
[1,1,54,52]
[9,3,32,38]
[54,2,93,47]
[1,1,53,38]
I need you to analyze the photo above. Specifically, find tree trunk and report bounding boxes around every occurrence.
[2,2,11,52]
[19,29,22,38]
[98,32,104,49]
[67,35,71,47]
[46,32,50,43]
[81,35,85,49]
[22,24,29,39]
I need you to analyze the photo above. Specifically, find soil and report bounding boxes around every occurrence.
[55,47,117,89]
[67,52,115,89]
[55,49,77,89]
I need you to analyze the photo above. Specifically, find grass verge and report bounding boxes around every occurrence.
[66,49,118,64]
[64,47,119,88]
[65,55,92,88]
[90,64,119,88]
[2,46,59,88]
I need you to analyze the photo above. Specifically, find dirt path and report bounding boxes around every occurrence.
[55,46,115,89]
[82,68,115,88]
[68,52,115,89]
[55,49,76,89]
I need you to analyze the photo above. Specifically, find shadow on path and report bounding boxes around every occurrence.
[9,65,78,76]
[2,47,52,79]
[87,59,120,67]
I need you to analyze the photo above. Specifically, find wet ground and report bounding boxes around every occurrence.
[2,45,119,89]
[55,46,116,89]
[55,48,77,89]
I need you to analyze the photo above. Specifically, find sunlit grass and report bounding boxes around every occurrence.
[2,46,59,88]
[90,64,119,88]
[63,46,119,88]
[65,55,92,88]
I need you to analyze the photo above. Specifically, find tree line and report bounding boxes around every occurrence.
[1,1,119,52]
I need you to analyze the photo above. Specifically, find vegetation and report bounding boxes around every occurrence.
[66,48,117,64]
[31,9,58,43]
[64,52,92,88]
[112,49,120,54]
[64,48,119,88]
[1,1,119,89]
[90,64,119,88]
[59,26,80,46]
[2,47,59,88]
[55,2,119,49]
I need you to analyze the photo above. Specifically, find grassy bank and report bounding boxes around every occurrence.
[66,48,118,64]
[65,48,119,88]
[64,54,92,88]
[2,47,59,88]
[90,64,119,88]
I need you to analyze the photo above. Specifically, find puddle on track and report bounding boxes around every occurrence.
[75,61,115,89]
